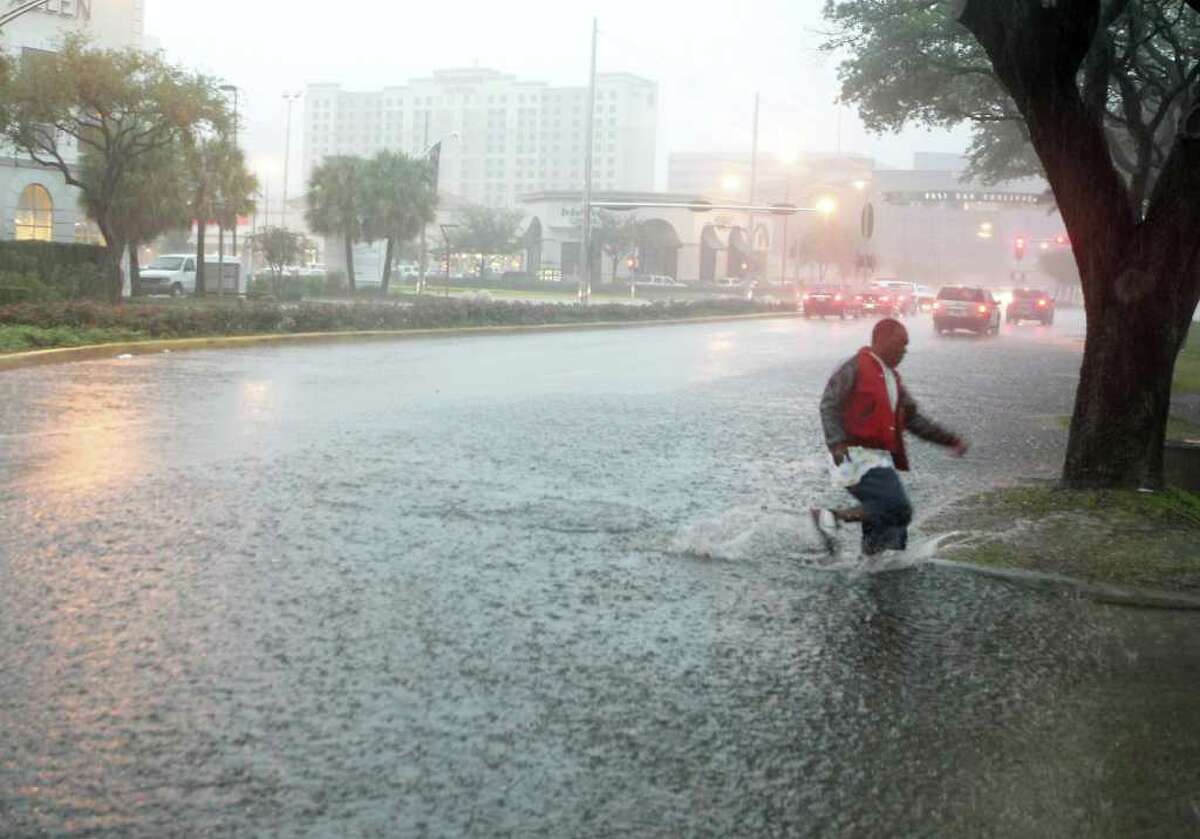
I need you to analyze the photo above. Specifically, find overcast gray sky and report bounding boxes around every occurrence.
[144,0,969,199]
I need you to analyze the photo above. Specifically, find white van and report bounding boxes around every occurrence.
[137,254,240,296]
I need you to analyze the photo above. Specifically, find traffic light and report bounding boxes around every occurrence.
[1014,236,1026,261]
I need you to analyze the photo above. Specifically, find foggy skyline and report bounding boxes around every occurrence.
[144,0,971,201]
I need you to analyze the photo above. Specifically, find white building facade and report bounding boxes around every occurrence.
[0,0,146,244]
[303,68,658,208]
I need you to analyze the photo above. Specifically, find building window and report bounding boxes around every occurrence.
[15,183,53,241]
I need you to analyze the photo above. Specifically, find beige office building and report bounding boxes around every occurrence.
[303,68,658,208]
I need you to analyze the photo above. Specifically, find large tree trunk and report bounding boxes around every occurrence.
[128,243,141,300]
[381,236,394,297]
[1064,286,1188,489]
[195,220,208,297]
[102,244,124,304]
[344,236,356,295]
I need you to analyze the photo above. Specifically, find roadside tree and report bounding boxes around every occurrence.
[0,36,228,302]
[823,0,1200,488]
[306,156,367,294]
[79,141,191,291]
[595,211,640,282]
[364,151,436,295]
[456,205,525,277]
[254,226,304,298]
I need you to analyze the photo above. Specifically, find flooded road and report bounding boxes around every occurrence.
[2,312,1197,836]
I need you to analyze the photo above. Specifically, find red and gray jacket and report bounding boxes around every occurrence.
[819,347,960,471]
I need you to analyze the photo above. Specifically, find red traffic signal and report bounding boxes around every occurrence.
[1014,236,1027,261]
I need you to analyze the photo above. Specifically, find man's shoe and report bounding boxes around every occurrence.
[809,507,838,556]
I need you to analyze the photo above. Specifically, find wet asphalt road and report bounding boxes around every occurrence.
[2,310,1198,837]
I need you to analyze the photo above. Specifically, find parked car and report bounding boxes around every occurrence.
[137,254,239,296]
[868,279,919,315]
[136,254,196,296]
[933,285,1002,335]
[1007,287,1056,325]
[634,274,687,288]
[802,285,860,319]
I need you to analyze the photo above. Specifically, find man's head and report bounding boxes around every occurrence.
[871,318,909,368]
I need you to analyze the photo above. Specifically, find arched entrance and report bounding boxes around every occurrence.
[636,218,681,278]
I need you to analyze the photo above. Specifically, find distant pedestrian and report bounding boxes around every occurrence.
[811,319,968,557]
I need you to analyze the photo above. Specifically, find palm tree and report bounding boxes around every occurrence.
[306,156,366,294]
[364,151,436,296]
[212,144,258,295]
[187,138,225,295]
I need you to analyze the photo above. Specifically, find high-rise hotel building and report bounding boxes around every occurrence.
[302,68,658,207]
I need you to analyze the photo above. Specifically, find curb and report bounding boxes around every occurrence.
[927,556,1200,611]
[0,310,802,372]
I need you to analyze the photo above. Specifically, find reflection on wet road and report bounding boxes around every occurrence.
[2,312,1197,836]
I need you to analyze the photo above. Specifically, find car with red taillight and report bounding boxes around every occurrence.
[867,279,919,315]
[802,285,860,319]
[1006,288,1055,325]
[857,287,900,318]
[932,286,1002,336]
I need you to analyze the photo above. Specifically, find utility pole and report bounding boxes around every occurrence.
[219,85,241,294]
[748,93,760,278]
[419,112,431,295]
[579,17,598,304]
[282,92,302,229]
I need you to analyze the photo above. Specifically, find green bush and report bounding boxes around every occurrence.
[0,297,793,349]
[0,241,107,299]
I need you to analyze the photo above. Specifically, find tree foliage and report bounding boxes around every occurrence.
[823,0,1200,205]
[456,205,525,274]
[825,0,1200,487]
[0,36,229,302]
[363,151,436,294]
[254,226,304,297]
[306,156,368,293]
[594,211,640,281]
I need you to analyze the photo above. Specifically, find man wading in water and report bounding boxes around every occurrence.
[811,319,969,558]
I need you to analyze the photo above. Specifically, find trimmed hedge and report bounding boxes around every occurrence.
[0,241,107,301]
[0,297,795,343]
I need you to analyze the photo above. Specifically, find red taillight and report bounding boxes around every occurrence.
[977,304,988,315]
[1037,299,1047,307]
[880,295,890,302]
[933,301,942,310]
[834,294,843,302]
[803,294,811,301]
[854,295,862,302]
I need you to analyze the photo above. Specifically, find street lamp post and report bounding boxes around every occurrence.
[418,130,461,295]
[439,223,461,297]
[219,85,241,293]
[282,92,302,229]
[0,0,46,28]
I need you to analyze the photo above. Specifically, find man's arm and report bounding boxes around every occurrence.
[820,358,857,451]
[899,386,964,450]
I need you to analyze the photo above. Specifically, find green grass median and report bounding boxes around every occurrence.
[0,324,147,353]
[923,484,1200,595]
[1176,327,1200,395]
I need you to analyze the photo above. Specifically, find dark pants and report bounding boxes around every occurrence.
[847,467,913,555]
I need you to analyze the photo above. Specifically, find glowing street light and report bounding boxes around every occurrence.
[721,174,742,194]
[815,195,838,217]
